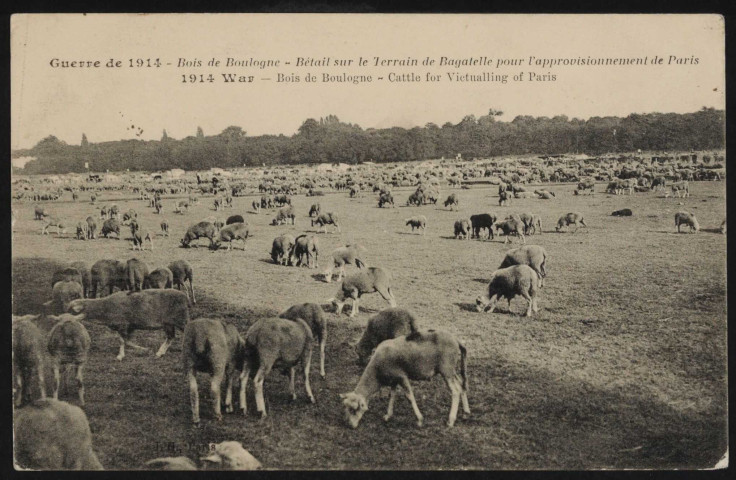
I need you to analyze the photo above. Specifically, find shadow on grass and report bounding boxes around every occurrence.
[700,228,725,234]
[12,257,71,315]
[455,302,479,313]
[472,278,488,283]
[396,231,425,236]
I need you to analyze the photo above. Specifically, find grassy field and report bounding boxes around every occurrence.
[11,180,727,470]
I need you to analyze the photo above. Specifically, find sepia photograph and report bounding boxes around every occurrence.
[10,13,727,470]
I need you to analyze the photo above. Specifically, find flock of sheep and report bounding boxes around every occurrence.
[12,153,726,470]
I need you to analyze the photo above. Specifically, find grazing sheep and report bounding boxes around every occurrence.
[99,205,109,219]
[355,308,419,366]
[12,317,47,407]
[476,264,540,316]
[51,267,83,290]
[378,192,395,208]
[324,244,366,282]
[41,217,66,236]
[470,213,497,240]
[181,221,217,248]
[130,223,154,251]
[183,318,245,424]
[122,209,138,224]
[83,217,95,239]
[454,218,471,240]
[675,211,700,233]
[290,234,320,268]
[100,218,121,238]
[13,399,104,470]
[144,267,174,289]
[669,181,690,198]
[109,204,120,218]
[46,314,91,405]
[272,205,296,225]
[67,289,190,361]
[651,176,667,191]
[160,219,169,236]
[498,190,511,206]
[75,221,89,240]
[169,260,196,305]
[444,194,459,211]
[340,330,468,428]
[34,205,49,220]
[312,212,340,233]
[576,179,595,194]
[612,208,633,217]
[405,216,427,235]
[46,280,84,315]
[498,245,548,287]
[494,217,526,244]
[226,214,245,225]
[240,317,315,418]
[125,258,150,292]
[90,259,127,298]
[309,203,321,217]
[252,200,262,214]
[70,261,91,298]
[330,267,396,318]
[529,214,543,235]
[556,212,587,232]
[271,234,295,265]
[212,222,250,251]
[279,303,328,378]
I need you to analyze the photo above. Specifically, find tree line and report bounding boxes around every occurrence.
[13,108,724,175]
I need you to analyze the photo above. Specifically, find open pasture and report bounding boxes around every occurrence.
[11,180,727,469]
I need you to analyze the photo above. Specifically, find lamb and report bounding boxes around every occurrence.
[498,245,548,287]
[290,234,319,268]
[160,219,169,236]
[13,399,104,470]
[212,222,250,251]
[12,317,47,407]
[144,267,174,289]
[323,244,367,283]
[125,258,150,292]
[67,289,190,360]
[612,208,633,217]
[271,234,295,265]
[46,280,84,315]
[675,211,700,233]
[454,218,471,240]
[183,318,245,424]
[355,308,420,366]
[555,212,587,232]
[226,214,245,225]
[272,205,296,225]
[100,218,121,238]
[340,330,469,428]
[41,217,66,236]
[470,213,497,240]
[405,216,427,235]
[444,193,459,211]
[90,259,127,298]
[476,264,540,316]
[494,217,526,244]
[329,267,396,318]
[75,221,89,240]
[240,317,315,418]
[309,203,321,217]
[181,221,217,248]
[70,261,91,298]
[312,212,340,233]
[46,313,91,405]
[169,260,196,305]
[279,303,328,378]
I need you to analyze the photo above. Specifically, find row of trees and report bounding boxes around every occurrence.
[14,108,724,174]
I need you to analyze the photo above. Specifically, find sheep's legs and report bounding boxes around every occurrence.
[289,367,297,401]
[52,364,61,399]
[188,368,200,424]
[224,373,234,413]
[521,291,533,316]
[377,287,397,308]
[400,377,423,427]
[254,366,268,418]
[350,299,359,318]
[445,376,462,427]
[211,374,224,421]
[384,387,398,422]
[116,335,126,361]
[532,296,539,313]
[155,337,173,357]
[319,336,326,379]
[303,353,315,403]
[76,364,85,406]
[189,280,196,305]
[239,365,250,416]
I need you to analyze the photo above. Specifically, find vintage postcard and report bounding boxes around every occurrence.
[11,14,726,470]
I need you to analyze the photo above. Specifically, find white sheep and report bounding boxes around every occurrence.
[675,211,700,233]
[183,318,245,424]
[355,308,420,366]
[279,303,328,378]
[323,244,367,283]
[145,441,262,470]
[329,267,396,318]
[498,245,548,287]
[240,317,315,418]
[340,330,469,428]
[14,398,104,470]
[405,215,427,235]
[67,290,190,361]
[476,264,540,316]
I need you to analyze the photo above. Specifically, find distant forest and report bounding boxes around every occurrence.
[13,108,725,175]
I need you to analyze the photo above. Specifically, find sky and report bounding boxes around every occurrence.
[11,14,725,151]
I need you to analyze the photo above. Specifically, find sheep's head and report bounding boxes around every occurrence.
[475,295,490,312]
[67,299,86,314]
[201,441,261,470]
[339,392,368,428]
[180,238,190,247]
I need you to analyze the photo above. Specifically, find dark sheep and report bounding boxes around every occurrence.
[312,212,340,233]
[226,214,245,225]
[290,234,319,268]
[271,234,295,266]
[101,218,121,238]
[181,221,217,248]
[169,260,196,305]
[470,213,497,240]
[612,208,633,217]
[144,267,174,289]
[90,259,127,298]
[355,308,420,366]
[126,258,150,292]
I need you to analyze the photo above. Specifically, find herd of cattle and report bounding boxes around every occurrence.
[12,151,726,470]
